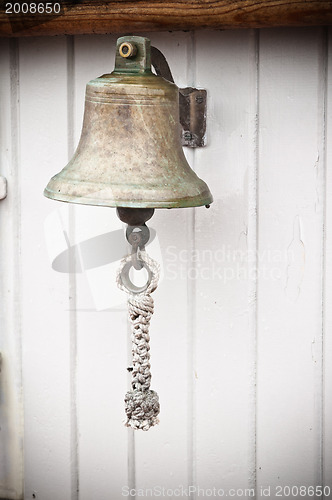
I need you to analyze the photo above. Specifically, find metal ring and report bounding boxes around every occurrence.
[120,259,152,294]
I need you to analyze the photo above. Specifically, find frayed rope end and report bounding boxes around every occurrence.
[124,389,160,431]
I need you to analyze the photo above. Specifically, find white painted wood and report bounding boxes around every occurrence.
[0,27,331,500]
[324,27,332,492]
[0,38,24,500]
[256,27,326,491]
[133,31,194,495]
[18,36,72,500]
[194,29,258,496]
[72,35,129,500]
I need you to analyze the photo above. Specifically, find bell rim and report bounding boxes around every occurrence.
[43,187,213,209]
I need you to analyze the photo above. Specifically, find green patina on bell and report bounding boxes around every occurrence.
[44,35,213,209]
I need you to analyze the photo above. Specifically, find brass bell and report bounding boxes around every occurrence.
[44,36,213,211]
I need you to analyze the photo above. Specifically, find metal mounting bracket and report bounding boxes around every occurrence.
[151,47,207,148]
[179,87,207,148]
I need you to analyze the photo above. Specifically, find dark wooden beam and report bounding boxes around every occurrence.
[0,0,331,37]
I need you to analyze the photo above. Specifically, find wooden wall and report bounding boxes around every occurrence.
[0,27,331,500]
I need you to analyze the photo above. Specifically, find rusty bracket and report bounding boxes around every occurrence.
[179,88,207,147]
[151,47,207,148]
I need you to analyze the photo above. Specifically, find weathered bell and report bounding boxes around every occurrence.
[44,36,213,209]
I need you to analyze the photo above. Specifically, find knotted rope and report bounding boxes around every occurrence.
[116,250,160,431]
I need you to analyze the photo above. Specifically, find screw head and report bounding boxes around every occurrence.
[119,42,137,58]
[195,95,204,104]
[184,131,192,141]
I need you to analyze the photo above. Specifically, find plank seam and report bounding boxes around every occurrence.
[9,36,24,500]
[247,27,259,499]
[67,35,79,500]
[323,24,332,495]
[319,25,328,495]
[187,30,197,500]
[127,317,136,496]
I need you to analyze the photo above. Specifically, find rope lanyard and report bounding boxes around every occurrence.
[117,250,160,431]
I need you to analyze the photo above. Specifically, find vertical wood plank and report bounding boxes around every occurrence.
[19,36,72,500]
[132,31,194,495]
[194,30,258,497]
[66,36,79,500]
[324,27,332,492]
[72,35,129,500]
[0,38,24,500]
[257,27,325,491]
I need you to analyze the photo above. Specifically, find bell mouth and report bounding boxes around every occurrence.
[43,181,213,209]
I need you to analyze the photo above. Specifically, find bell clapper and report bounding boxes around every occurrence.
[116,206,154,274]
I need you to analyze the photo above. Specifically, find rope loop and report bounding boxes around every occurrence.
[117,249,159,295]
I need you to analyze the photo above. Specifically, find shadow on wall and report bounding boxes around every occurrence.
[52,228,156,273]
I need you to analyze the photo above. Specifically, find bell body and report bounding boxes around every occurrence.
[44,37,213,209]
